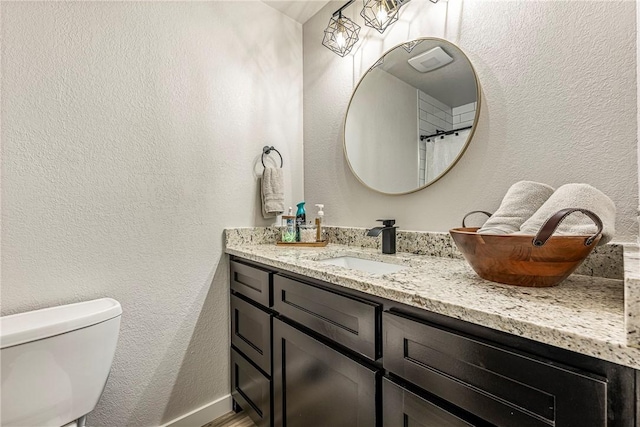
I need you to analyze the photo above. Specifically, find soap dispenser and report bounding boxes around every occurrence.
[315,204,324,242]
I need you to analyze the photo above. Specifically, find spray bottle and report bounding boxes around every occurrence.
[295,202,306,242]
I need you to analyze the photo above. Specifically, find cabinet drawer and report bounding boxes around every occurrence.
[273,275,381,360]
[231,260,272,307]
[383,377,474,427]
[383,312,607,427]
[231,294,271,375]
[231,347,272,427]
[273,318,377,427]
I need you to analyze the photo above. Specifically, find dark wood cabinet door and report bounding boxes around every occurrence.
[383,311,607,427]
[231,260,272,308]
[383,378,475,427]
[231,348,272,427]
[273,318,378,427]
[273,274,381,360]
[231,294,272,375]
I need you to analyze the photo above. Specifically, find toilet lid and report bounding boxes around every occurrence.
[0,298,122,349]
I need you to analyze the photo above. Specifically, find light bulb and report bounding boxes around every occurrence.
[336,22,347,49]
[376,1,389,23]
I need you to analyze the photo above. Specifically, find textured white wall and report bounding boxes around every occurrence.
[304,0,638,242]
[1,2,302,426]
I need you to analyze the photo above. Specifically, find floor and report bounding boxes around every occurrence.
[201,411,256,427]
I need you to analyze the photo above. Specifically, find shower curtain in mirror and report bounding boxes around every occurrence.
[424,129,469,183]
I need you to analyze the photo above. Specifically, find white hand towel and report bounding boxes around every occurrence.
[516,183,615,245]
[261,167,284,218]
[478,181,555,235]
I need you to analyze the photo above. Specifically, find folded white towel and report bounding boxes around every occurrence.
[516,183,615,245]
[261,167,284,218]
[478,181,555,235]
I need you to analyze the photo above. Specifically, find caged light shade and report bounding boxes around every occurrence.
[322,12,361,57]
[360,0,399,34]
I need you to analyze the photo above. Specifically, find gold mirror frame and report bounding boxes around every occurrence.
[343,37,482,195]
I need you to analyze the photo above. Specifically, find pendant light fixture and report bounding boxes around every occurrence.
[322,0,438,57]
[322,1,361,57]
[360,0,400,34]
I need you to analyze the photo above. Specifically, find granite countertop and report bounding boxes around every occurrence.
[225,234,640,370]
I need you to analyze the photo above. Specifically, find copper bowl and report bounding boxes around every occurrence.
[449,208,603,287]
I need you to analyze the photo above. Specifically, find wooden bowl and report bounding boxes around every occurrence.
[450,208,603,287]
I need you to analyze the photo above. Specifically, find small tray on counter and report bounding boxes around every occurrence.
[276,240,328,247]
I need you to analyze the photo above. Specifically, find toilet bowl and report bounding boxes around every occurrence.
[1,298,122,427]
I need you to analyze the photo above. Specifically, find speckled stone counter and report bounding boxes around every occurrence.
[225,227,640,369]
[625,245,640,346]
[225,225,625,279]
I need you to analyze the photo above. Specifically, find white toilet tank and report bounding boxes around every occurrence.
[1,298,122,427]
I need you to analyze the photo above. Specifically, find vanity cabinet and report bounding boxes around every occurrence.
[231,294,271,374]
[273,275,381,360]
[229,260,275,427]
[384,311,608,427]
[382,377,476,427]
[272,274,381,426]
[229,256,636,427]
[273,317,378,427]
[231,260,272,308]
[231,347,272,427]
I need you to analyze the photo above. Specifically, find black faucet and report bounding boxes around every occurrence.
[367,219,397,254]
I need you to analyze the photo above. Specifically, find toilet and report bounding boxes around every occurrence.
[1,298,122,427]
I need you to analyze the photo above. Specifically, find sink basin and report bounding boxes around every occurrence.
[317,256,408,275]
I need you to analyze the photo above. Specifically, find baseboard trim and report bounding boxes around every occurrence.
[160,394,232,427]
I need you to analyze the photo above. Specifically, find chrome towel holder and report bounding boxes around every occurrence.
[262,146,283,168]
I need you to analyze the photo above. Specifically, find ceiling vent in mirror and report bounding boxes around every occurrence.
[408,46,453,72]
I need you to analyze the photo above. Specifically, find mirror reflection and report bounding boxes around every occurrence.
[344,38,481,194]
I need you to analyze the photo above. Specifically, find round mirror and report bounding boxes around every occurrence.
[344,38,481,195]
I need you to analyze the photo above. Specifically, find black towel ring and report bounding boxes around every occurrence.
[262,146,283,168]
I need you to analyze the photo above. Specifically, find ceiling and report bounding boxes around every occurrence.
[381,40,478,108]
[262,0,331,24]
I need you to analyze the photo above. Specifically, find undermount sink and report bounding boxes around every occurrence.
[317,256,408,275]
